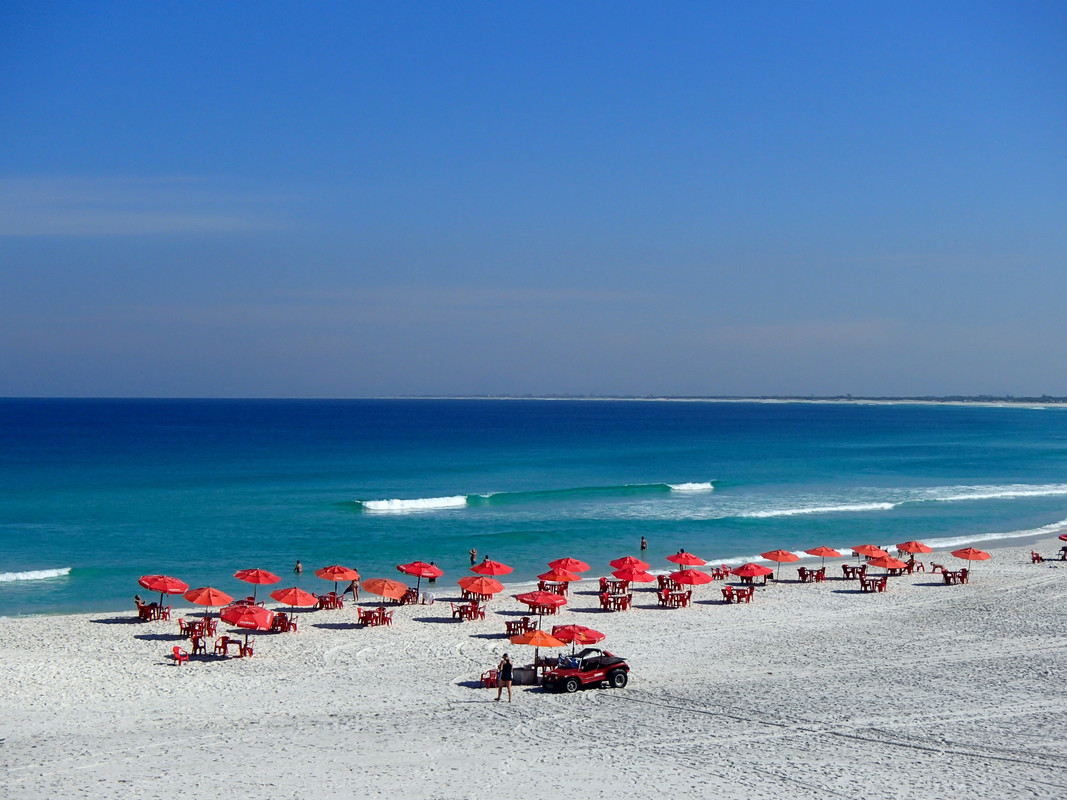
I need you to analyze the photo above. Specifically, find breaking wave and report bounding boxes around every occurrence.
[0,567,72,583]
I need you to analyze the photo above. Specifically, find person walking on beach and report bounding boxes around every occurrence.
[469,548,477,565]
[495,653,513,702]
[294,560,302,574]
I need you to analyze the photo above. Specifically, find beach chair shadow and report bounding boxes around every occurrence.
[134,632,185,642]
[410,616,461,624]
[311,622,362,631]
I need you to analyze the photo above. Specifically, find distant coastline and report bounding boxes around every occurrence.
[406,394,1067,408]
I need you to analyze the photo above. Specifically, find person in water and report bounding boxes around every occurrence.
[294,561,302,574]
[640,537,648,551]
[469,548,477,565]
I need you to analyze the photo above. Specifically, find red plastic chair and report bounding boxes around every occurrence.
[481,669,499,688]
[214,636,229,656]
[721,586,735,603]
[241,639,254,658]
[172,646,189,666]
[190,635,206,655]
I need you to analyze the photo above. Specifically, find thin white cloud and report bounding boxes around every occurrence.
[0,176,287,236]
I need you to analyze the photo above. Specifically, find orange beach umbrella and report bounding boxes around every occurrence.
[951,547,990,577]
[867,554,907,575]
[362,577,408,605]
[538,568,580,583]
[804,545,842,567]
[510,628,566,664]
[315,565,360,594]
[184,586,233,609]
[896,540,933,555]
[853,544,889,559]
[457,575,505,596]
[269,586,317,612]
[761,549,799,580]
[731,563,774,582]
[670,569,713,586]
[611,566,655,583]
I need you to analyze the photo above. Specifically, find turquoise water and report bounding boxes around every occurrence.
[3,398,1067,616]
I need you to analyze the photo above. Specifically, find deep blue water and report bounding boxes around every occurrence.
[3,398,1067,616]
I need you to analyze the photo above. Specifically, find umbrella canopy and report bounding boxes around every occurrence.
[731,563,774,579]
[853,544,889,559]
[315,564,360,594]
[1059,534,1067,542]
[362,577,409,603]
[951,547,991,562]
[269,586,318,609]
[470,559,513,576]
[457,575,505,595]
[867,554,907,573]
[221,603,275,629]
[611,566,655,583]
[233,568,281,600]
[515,590,568,608]
[761,549,800,580]
[184,586,233,607]
[397,560,443,595]
[510,628,566,664]
[670,569,713,586]
[551,624,605,646]
[896,540,933,555]
[804,546,842,567]
[220,603,275,645]
[666,552,706,568]
[537,568,580,582]
[548,557,590,573]
[139,574,189,607]
[610,555,650,570]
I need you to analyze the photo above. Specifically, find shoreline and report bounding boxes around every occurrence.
[4,534,1067,798]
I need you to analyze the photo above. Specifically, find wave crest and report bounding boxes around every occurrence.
[0,567,72,583]
[669,482,715,493]
[360,496,468,513]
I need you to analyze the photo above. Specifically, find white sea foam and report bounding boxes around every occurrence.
[669,482,715,493]
[741,502,897,519]
[361,496,468,512]
[919,484,1067,503]
[0,567,72,583]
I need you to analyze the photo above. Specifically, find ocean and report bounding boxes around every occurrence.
[2,398,1067,617]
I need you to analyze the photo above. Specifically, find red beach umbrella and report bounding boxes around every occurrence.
[516,590,567,627]
[139,574,190,607]
[805,545,842,567]
[538,568,580,582]
[760,549,800,580]
[233,568,281,601]
[457,576,505,596]
[184,586,233,608]
[551,624,605,653]
[1059,534,1067,542]
[548,557,591,573]
[397,560,443,596]
[951,547,991,577]
[867,554,907,575]
[610,555,650,571]
[670,569,713,586]
[220,603,275,647]
[269,586,317,612]
[896,540,933,555]
[853,544,890,560]
[470,559,513,576]
[611,566,655,583]
[362,577,408,605]
[314,565,360,594]
[666,552,706,569]
[731,563,774,582]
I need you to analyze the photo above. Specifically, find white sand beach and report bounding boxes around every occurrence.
[3,536,1067,800]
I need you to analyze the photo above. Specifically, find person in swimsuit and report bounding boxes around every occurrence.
[496,653,513,702]
[294,561,302,574]
[640,536,647,551]
[469,548,477,565]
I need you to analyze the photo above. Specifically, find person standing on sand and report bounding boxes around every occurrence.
[495,653,513,702]
[469,548,477,565]
[343,578,359,600]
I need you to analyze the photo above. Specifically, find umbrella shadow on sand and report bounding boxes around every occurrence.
[134,632,186,642]
[411,616,464,624]
[310,621,362,631]
[90,617,144,625]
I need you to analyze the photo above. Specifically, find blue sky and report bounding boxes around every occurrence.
[2,2,1065,397]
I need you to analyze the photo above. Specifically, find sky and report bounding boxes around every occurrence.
[1,1,1065,398]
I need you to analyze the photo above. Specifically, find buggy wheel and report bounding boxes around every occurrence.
[609,670,628,688]
[564,677,580,693]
